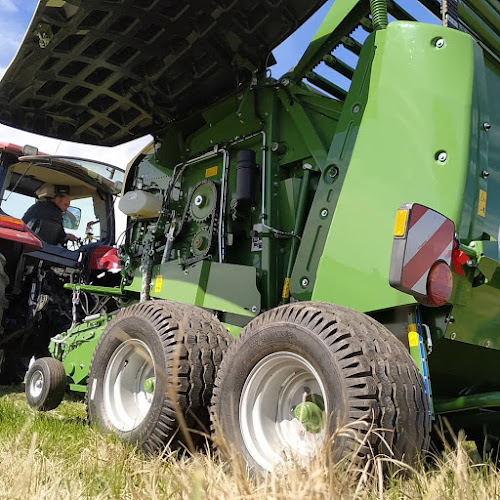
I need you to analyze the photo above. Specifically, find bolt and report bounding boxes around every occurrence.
[320,209,328,218]
[352,104,361,114]
[327,166,339,179]
[281,78,290,86]
[303,163,313,170]
[483,122,492,131]
[470,241,476,247]
[485,340,491,348]
[194,195,203,206]
[251,305,257,313]
[435,38,445,48]
[450,332,456,340]
[437,151,447,162]
[301,278,309,288]
[482,170,490,179]
[466,259,475,267]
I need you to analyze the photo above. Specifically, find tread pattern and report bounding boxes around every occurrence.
[87,300,231,453]
[0,253,9,335]
[212,301,430,465]
[26,357,66,411]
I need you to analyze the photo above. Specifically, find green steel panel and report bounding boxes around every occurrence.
[147,261,260,317]
[312,22,474,312]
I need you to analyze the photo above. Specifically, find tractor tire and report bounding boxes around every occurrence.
[211,302,430,472]
[0,253,9,334]
[25,357,67,411]
[86,300,231,453]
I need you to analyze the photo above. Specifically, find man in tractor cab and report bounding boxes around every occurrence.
[22,192,78,246]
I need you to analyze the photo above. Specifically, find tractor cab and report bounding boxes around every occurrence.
[0,143,123,382]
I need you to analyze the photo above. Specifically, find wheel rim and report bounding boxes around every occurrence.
[240,351,328,471]
[29,369,44,399]
[103,339,155,432]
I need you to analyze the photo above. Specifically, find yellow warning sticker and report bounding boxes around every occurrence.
[478,189,487,217]
[408,331,419,348]
[154,275,163,293]
[205,166,218,178]
[281,278,290,299]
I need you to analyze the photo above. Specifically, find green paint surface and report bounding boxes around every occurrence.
[313,22,474,312]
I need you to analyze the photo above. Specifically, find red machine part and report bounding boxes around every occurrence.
[0,215,42,252]
[88,246,121,271]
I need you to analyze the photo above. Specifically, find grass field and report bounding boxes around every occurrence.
[0,386,499,499]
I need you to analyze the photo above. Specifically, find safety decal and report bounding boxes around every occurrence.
[478,189,487,217]
[154,275,163,293]
[205,166,218,178]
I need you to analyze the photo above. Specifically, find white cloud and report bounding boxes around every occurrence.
[0,0,18,13]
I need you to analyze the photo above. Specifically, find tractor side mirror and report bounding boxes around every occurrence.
[389,203,455,306]
[63,206,81,230]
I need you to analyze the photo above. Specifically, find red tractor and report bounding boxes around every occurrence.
[0,143,123,383]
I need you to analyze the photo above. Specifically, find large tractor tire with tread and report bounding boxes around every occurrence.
[211,302,430,472]
[0,252,12,384]
[87,300,231,453]
[0,253,9,333]
[25,357,67,411]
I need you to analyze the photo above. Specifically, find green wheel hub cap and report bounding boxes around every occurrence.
[144,377,155,393]
[294,396,325,434]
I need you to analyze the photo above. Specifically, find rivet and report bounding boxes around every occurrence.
[450,332,456,340]
[437,151,447,162]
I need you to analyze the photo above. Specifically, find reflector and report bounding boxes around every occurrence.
[427,261,453,306]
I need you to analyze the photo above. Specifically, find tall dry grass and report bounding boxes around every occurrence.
[0,387,499,499]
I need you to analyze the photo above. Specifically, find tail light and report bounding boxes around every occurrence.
[427,260,453,306]
[389,203,454,306]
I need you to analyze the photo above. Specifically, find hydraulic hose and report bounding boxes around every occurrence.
[370,0,388,30]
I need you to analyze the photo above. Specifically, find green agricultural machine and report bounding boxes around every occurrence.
[1,0,500,472]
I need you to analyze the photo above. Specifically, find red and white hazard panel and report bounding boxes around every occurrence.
[389,203,455,306]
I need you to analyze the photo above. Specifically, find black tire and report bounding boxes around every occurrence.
[25,357,67,411]
[0,252,10,381]
[87,300,231,453]
[211,302,430,472]
[0,253,9,334]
